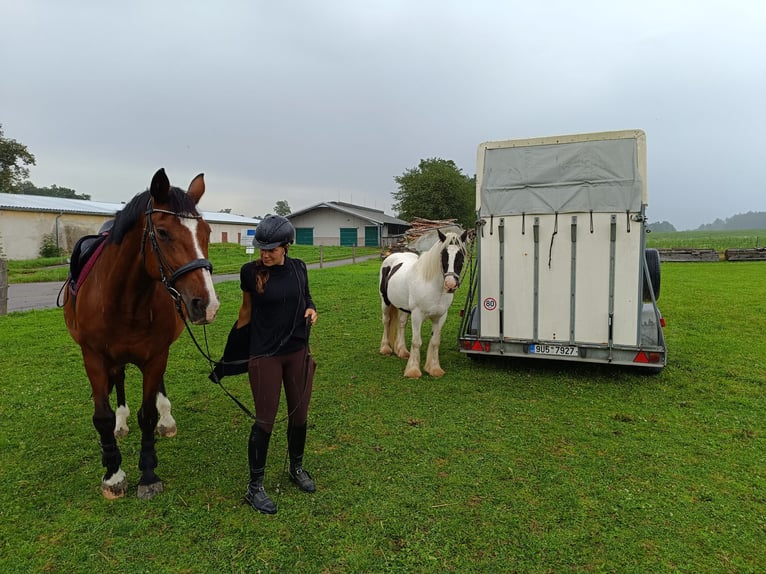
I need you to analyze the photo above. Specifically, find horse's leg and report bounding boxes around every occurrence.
[395,308,410,359]
[380,301,393,356]
[136,358,167,499]
[404,310,423,378]
[83,352,127,499]
[112,366,130,438]
[156,378,177,438]
[424,313,448,377]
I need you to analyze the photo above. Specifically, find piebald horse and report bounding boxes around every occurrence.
[379,229,468,378]
[63,169,219,499]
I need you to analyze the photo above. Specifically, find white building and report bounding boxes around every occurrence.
[0,193,259,260]
[287,201,409,247]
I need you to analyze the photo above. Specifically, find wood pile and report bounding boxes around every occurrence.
[382,217,473,257]
[403,217,463,242]
[657,248,720,262]
[724,248,766,261]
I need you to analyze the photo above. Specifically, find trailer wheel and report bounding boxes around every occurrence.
[642,248,661,302]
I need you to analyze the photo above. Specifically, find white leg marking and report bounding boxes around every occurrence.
[156,392,177,437]
[114,405,130,438]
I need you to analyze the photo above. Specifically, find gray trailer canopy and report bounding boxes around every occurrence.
[479,130,646,217]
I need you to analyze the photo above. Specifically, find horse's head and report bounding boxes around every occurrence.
[437,229,469,293]
[143,168,220,324]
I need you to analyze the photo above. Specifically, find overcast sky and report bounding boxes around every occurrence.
[1,1,763,230]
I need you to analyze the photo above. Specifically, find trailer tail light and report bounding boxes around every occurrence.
[461,340,491,352]
[660,317,666,327]
[633,351,662,364]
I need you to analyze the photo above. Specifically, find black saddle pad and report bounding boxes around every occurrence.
[69,232,108,285]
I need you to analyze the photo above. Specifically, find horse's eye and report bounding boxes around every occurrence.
[156,228,170,241]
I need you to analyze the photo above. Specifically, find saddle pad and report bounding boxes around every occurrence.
[69,231,109,294]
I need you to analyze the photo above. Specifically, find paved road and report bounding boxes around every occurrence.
[5,255,378,313]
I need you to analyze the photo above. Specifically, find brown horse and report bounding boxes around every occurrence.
[63,168,220,499]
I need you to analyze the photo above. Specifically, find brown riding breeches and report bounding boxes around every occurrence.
[248,348,316,433]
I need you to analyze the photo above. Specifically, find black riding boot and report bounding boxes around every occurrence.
[245,424,277,514]
[287,423,316,493]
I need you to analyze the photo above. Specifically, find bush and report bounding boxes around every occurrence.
[38,233,64,258]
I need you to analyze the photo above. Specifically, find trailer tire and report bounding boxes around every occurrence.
[642,249,661,302]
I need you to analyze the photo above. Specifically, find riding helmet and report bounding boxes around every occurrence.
[254,215,295,249]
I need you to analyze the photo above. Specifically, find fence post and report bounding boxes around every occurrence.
[319,245,324,268]
[0,258,8,316]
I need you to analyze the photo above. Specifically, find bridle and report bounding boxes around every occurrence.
[141,199,214,312]
[441,241,466,292]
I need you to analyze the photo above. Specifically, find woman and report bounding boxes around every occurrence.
[237,215,318,514]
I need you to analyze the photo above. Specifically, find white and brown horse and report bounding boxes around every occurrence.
[379,229,468,378]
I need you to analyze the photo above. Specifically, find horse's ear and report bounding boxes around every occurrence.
[437,229,447,243]
[187,173,205,204]
[150,168,170,203]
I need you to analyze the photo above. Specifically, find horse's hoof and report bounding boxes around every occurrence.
[113,426,129,439]
[397,350,410,359]
[101,469,128,499]
[428,368,446,378]
[380,345,393,356]
[404,368,422,379]
[156,424,177,438]
[137,481,164,500]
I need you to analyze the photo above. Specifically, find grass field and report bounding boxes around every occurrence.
[1,259,765,572]
[646,229,766,251]
[4,243,380,283]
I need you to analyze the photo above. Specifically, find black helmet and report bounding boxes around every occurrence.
[254,215,295,249]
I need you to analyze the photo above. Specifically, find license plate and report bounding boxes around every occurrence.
[529,344,579,356]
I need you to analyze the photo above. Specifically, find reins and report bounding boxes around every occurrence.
[159,229,314,497]
[189,315,314,427]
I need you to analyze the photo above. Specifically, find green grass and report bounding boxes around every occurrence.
[4,243,380,283]
[1,260,765,572]
[646,229,766,251]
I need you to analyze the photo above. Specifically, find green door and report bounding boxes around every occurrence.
[295,227,313,245]
[339,228,357,247]
[364,226,379,247]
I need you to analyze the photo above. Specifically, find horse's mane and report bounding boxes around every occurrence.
[418,231,465,281]
[109,187,200,245]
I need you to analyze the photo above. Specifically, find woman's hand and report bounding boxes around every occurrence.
[305,308,317,325]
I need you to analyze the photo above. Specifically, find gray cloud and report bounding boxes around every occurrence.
[2,0,763,229]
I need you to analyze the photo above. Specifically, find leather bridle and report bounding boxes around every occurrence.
[142,199,213,311]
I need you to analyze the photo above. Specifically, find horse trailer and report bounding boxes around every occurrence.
[458,130,666,371]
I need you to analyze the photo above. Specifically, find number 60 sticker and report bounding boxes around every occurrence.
[483,297,497,311]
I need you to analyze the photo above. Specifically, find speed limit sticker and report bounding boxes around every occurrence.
[483,297,497,311]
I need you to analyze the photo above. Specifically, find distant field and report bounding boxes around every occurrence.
[646,229,766,251]
[4,243,380,284]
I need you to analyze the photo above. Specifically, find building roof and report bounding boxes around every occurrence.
[288,201,409,226]
[0,193,259,225]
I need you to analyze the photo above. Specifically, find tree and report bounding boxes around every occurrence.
[392,158,475,228]
[12,181,90,200]
[274,200,291,216]
[647,220,676,232]
[0,124,36,193]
